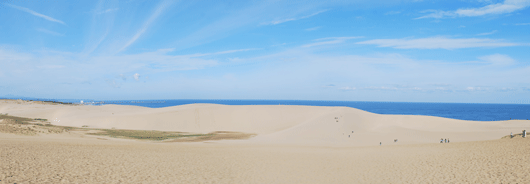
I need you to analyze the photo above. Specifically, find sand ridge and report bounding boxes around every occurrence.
[1,100,530,183]
[1,99,528,146]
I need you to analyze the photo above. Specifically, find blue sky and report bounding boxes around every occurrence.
[1,0,529,103]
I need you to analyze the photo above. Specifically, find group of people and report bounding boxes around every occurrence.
[440,138,450,143]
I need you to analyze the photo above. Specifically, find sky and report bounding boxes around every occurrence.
[0,0,529,103]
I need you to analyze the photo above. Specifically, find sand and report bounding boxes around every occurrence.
[1,99,530,183]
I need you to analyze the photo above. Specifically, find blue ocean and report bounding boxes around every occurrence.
[5,98,529,122]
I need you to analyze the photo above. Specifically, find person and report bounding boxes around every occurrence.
[447,139,450,143]
[380,142,381,146]
[440,138,443,143]
[511,132,513,138]
[444,139,447,143]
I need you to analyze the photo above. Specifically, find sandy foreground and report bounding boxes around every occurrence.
[1,99,530,183]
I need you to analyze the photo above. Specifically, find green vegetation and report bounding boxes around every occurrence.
[87,129,207,141]
[0,114,35,124]
[0,114,255,142]
[0,114,78,135]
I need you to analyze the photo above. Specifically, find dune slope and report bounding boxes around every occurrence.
[0,100,528,146]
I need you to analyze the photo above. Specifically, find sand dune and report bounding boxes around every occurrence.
[2,100,530,183]
[1,99,527,146]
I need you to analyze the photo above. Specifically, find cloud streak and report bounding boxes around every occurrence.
[305,27,321,31]
[417,0,530,19]
[261,9,328,25]
[118,0,173,52]
[356,36,520,49]
[302,37,363,47]
[5,3,66,25]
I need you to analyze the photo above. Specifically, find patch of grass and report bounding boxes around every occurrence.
[0,114,79,135]
[88,129,207,141]
[88,129,256,142]
[169,131,256,142]
[0,114,35,124]
[0,114,255,142]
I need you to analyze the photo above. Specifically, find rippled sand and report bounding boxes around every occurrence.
[2,133,529,183]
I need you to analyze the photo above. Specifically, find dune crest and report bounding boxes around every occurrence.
[1,100,528,146]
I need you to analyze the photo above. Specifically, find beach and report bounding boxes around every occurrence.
[1,99,530,183]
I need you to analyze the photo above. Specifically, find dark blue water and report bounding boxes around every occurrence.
[3,98,529,121]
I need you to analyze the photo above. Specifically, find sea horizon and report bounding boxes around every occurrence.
[3,97,529,122]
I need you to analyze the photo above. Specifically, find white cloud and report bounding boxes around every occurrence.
[466,86,489,91]
[302,37,363,47]
[0,47,254,86]
[417,0,530,19]
[305,27,321,31]
[36,28,64,36]
[478,54,515,65]
[118,0,173,52]
[476,30,497,36]
[261,9,328,25]
[356,36,520,49]
[516,23,530,25]
[5,3,66,25]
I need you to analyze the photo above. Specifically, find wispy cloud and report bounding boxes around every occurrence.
[95,8,119,15]
[261,9,328,25]
[305,26,321,31]
[5,3,66,25]
[302,37,363,47]
[478,54,515,65]
[36,28,64,36]
[118,0,173,52]
[516,23,530,25]
[356,36,520,49]
[417,0,530,19]
[476,30,497,36]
